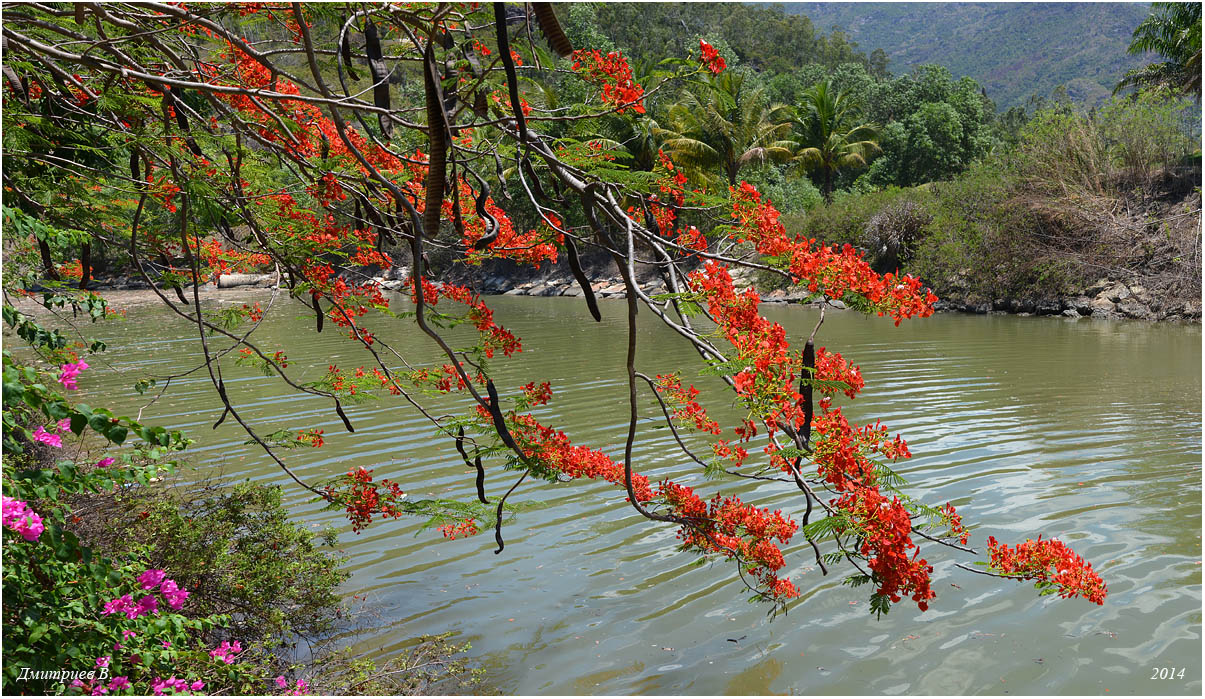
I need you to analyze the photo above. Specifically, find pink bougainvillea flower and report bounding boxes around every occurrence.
[121,630,137,640]
[96,457,116,468]
[58,360,89,390]
[161,579,190,610]
[189,680,204,691]
[102,594,133,616]
[275,676,288,689]
[3,497,45,541]
[137,569,166,590]
[55,418,71,432]
[108,677,130,691]
[134,595,158,618]
[210,640,241,664]
[32,426,63,448]
[95,656,110,668]
[162,640,171,649]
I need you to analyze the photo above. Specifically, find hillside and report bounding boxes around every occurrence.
[785,2,1152,108]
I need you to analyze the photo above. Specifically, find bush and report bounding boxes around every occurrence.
[862,199,933,273]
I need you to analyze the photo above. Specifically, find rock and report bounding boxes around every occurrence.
[1117,300,1153,320]
[992,298,1009,311]
[1089,296,1116,314]
[1067,296,1094,315]
[503,288,523,296]
[963,302,990,314]
[1101,282,1130,303]
[217,273,276,288]
[563,286,584,297]
[1084,278,1113,297]
[1128,284,1147,298]
[1036,300,1062,316]
[827,299,847,310]
[1061,309,1081,318]
[933,300,952,311]
[1010,298,1036,314]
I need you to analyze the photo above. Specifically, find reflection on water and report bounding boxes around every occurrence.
[48,293,1202,695]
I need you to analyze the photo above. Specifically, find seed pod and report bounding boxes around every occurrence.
[456,427,490,504]
[801,340,814,447]
[565,237,601,322]
[364,20,392,139]
[422,41,447,240]
[532,3,573,57]
[474,455,487,504]
[312,295,324,333]
[484,379,521,454]
[129,150,139,181]
[213,380,230,429]
[335,401,354,432]
[340,24,360,81]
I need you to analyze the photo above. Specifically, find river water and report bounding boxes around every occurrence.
[57,293,1201,695]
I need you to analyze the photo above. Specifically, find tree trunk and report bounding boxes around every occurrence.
[37,237,60,281]
[78,242,91,290]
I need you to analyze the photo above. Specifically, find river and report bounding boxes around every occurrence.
[59,292,1201,695]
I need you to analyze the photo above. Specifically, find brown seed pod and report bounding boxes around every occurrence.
[364,20,392,139]
[532,3,573,58]
[565,237,601,322]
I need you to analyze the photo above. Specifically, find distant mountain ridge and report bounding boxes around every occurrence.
[784,2,1153,108]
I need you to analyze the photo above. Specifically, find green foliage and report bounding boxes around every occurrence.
[1116,2,1202,98]
[99,482,347,645]
[788,80,881,200]
[659,71,794,187]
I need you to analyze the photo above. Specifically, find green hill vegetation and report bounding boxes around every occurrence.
[785,2,1153,107]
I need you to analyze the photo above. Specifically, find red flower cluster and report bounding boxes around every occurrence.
[519,381,553,407]
[570,49,645,114]
[698,40,726,74]
[814,347,864,398]
[654,374,721,435]
[729,182,937,325]
[985,536,1107,604]
[456,179,560,266]
[660,482,799,597]
[688,262,803,432]
[413,279,522,358]
[295,428,324,448]
[335,467,407,533]
[438,518,480,540]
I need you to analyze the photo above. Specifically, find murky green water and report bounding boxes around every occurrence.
[40,293,1202,695]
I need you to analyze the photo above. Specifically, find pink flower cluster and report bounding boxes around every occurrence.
[58,360,89,390]
[102,593,158,620]
[2,495,44,541]
[275,676,309,695]
[101,569,190,619]
[151,676,204,695]
[210,640,242,664]
[31,419,74,449]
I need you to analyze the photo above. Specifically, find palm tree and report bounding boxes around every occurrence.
[789,81,881,202]
[658,72,795,187]
[1115,2,1202,98]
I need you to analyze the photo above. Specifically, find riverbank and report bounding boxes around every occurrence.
[36,262,1200,324]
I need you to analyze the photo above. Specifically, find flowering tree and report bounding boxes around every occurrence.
[2,0,1104,635]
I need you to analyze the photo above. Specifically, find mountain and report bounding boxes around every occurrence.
[783,2,1153,108]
